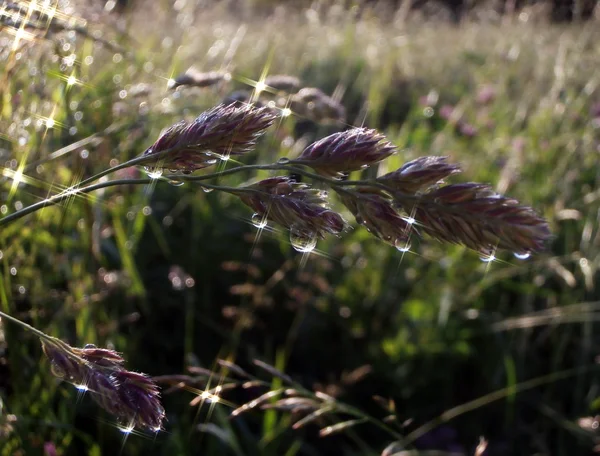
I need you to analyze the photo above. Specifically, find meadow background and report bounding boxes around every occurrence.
[1,0,600,454]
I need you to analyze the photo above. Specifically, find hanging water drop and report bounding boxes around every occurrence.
[289,229,317,253]
[146,168,163,179]
[168,179,185,187]
[479,253,496,263]
[205,159,218,165]
[394,238,411,252]
[513,251,531,260]
[202,187,213,193]
[251,213,267,229]
[277,157,290,164]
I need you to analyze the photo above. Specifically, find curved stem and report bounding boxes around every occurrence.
[0,310,54,343]
[0,154,422,227]
[0,177,261,227]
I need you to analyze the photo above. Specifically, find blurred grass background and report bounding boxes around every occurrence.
[1,0,600,455]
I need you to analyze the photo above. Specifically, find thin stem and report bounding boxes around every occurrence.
[0,177,260,227]
[76,155,154,188]
[0,310,54,342]
[0,179,151,227]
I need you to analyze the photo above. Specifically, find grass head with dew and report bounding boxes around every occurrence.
[0,98,550,435]
[1,1,599,455]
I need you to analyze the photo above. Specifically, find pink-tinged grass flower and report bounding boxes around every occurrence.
[338,188,415,248]
[42,339,165,432]
[237,176,346,239]
[398,183,551,255]
[142,104,276,173]
[297,128,396,177]
[377,156,461,194]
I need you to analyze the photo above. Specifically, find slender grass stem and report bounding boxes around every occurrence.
[0,310,54,343]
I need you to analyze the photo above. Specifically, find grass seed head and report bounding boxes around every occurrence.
[298,128,396,177]
[42,339,165,432]
[142,103,276,173]
[238,176,346,239]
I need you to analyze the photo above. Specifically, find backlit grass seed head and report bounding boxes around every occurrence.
[42,339,165,431]
[290,88,346,123]
[377,156,461,194]
[402,183,552,254]
[339,189,413,247]
[238,176,346,239]
[169,69,230,89]
[298,128,396,177]
[264,75,302,93]
[142,104,276,173]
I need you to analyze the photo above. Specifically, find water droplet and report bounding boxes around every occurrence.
[118,425,134,434]
[251,213,268,229]
[513,251,531,260]
[277,157,290,164]
[289,229,317,253]
[202,187,213,193]
[360,164,370,169]
[50,363,66,378]
[402,216,416,225]
[205,159,218,165]
[394,238,411,252]
[146,168,163,179]
[479,253,496,263]
[168,179,184,187]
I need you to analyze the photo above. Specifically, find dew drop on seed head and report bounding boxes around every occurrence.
[394,238,411,252]
[513,251,531,260]
[289,229,317,253]
[277,157,290,164]
[251,213,267,229]
[146,168,163,179]
[479,253,495,263]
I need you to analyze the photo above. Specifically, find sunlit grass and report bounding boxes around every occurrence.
[0,1,599,455]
